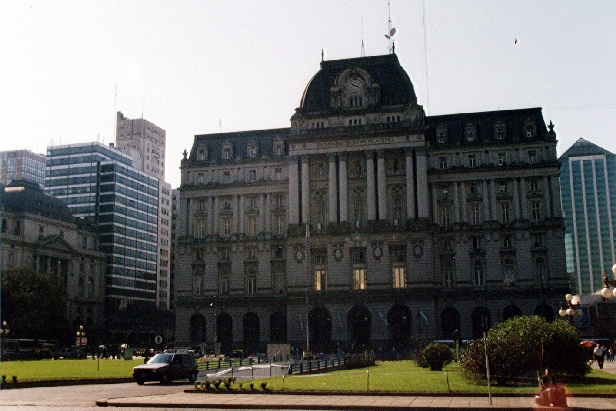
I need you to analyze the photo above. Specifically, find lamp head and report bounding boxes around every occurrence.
[565,294,573,302]
[601,287,613,300]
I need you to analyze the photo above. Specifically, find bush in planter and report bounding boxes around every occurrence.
[420,343,452,371]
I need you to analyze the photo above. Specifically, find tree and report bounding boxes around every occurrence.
[460,315,590,384]
[1,267,69,341]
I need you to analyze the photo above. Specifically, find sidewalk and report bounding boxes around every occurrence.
[97,392,616,410]
[97,361,616,410]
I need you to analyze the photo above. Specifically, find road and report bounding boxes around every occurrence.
[0,381,190,410]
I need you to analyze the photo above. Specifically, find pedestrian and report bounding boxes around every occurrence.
[594,344,605,369]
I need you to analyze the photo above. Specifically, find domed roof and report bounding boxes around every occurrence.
[2,179,75,223]
[298,54,417,114]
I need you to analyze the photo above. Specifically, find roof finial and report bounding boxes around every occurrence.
[321,48,324,62]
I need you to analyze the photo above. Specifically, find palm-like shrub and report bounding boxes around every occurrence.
[460,315,590,384]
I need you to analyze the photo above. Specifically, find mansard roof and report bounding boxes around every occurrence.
[425,107,552,148]
[298,53,417,114]
[559,138,615,160]
[186,128,290,165]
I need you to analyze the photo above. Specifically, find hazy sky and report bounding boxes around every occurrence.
[2,1,615,188]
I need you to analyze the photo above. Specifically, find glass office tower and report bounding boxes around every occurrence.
[560,138,616,295]
[46,142,159,309]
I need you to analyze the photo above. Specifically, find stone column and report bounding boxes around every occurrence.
[453,182,460,222]
[233,195,240,233]
[520,179,527,220]
[328,153,338,223]
[461,183,468,223]
[366,151,376,221]
[239,196,245,233]
[209,197,215,234]
[301,156,310,224]
[405,148,415,220]
[288,156,300,225]
[550,175,562,218]
[339,153,348,222]
[513,179,521,220]
[261,194,267,232]
[213,197,220,235]
[416,149,429,218]
[483,180,490,218]
[543,176,551,218]
[377,150,387,221]
[265,193,271,233]
[489,180,497,221]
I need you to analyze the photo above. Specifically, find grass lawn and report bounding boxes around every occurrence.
[249,361,616,395]
[0,359,141,382]
[2,359,615,395]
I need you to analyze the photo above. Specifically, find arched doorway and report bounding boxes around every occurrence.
[534,304,555,322]
[309,306,332,353]
[216,313,233,355]
[503,305,522,321]
[471,307,491,339]
[270,311,287,343]
[387,304,411,352]
[441,307,460,340]
[348,305,372,351]
[243,312,260,355]
[190,313,206,344]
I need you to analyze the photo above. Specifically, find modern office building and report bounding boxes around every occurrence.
[174,53,569,354]
[559,138,616,295]
[1,179,106,328]
[0,150,46,188]
[45,142,160,311]
[115,112,172,310]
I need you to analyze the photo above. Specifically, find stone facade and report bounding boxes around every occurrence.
[175,54,569,354]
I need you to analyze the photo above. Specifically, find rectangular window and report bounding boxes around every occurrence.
[443,269,454,287]
[276,216,284,234]
[471,204,481,225]
[529,179,539,191]
[468,154,477,168]
[314,269,327,291]
[528,150,536,164]
[248,196,257,209]
[220,276,230,295]
[439,157,448,169]
[196,219,205,237]
[351,248,366,264]
[353,268,367,290]
[531,201,541,221]
[392,266,406,288]
[248,217,256,236]
[222,219,231,236]
[247,275,257,294]
[498,182,508,193]
[473,263,484,286]
[248,169,256,182]
[472,236,482,250]
[500,203,511,223]
[440,206,451,227]
[498,153,506,166]
[392,193,404,226]
[248,146,257,157]
[193,275,203,295]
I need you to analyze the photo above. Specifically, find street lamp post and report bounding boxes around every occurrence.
[1,321,9,360]
[559,294,582,325]
[76,325,86,357]
[599,264,616,301]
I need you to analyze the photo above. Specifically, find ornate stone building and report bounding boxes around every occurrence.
[1,179,106,328]
[175,54,568,354]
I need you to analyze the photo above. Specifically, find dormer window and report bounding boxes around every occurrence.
[494,123,506,140]
[247,141,258,158]
[465,123,477,141]
[274,141,284,156]
[222,143,233,160]
[197,146,208,161]
[436,125,448,143]
[525,122,536,138]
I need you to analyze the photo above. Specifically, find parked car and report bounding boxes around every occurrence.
[132,353,198,385]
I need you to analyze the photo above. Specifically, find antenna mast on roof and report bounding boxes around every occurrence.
[361,17,366,57]
[384,0,396,54]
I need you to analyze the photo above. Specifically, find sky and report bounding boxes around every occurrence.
[2,1,615,189]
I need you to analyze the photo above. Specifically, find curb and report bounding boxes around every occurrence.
[0,377,134,389]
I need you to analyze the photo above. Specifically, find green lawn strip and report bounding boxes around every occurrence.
[0,359,142,381]
[249,361,616,395]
